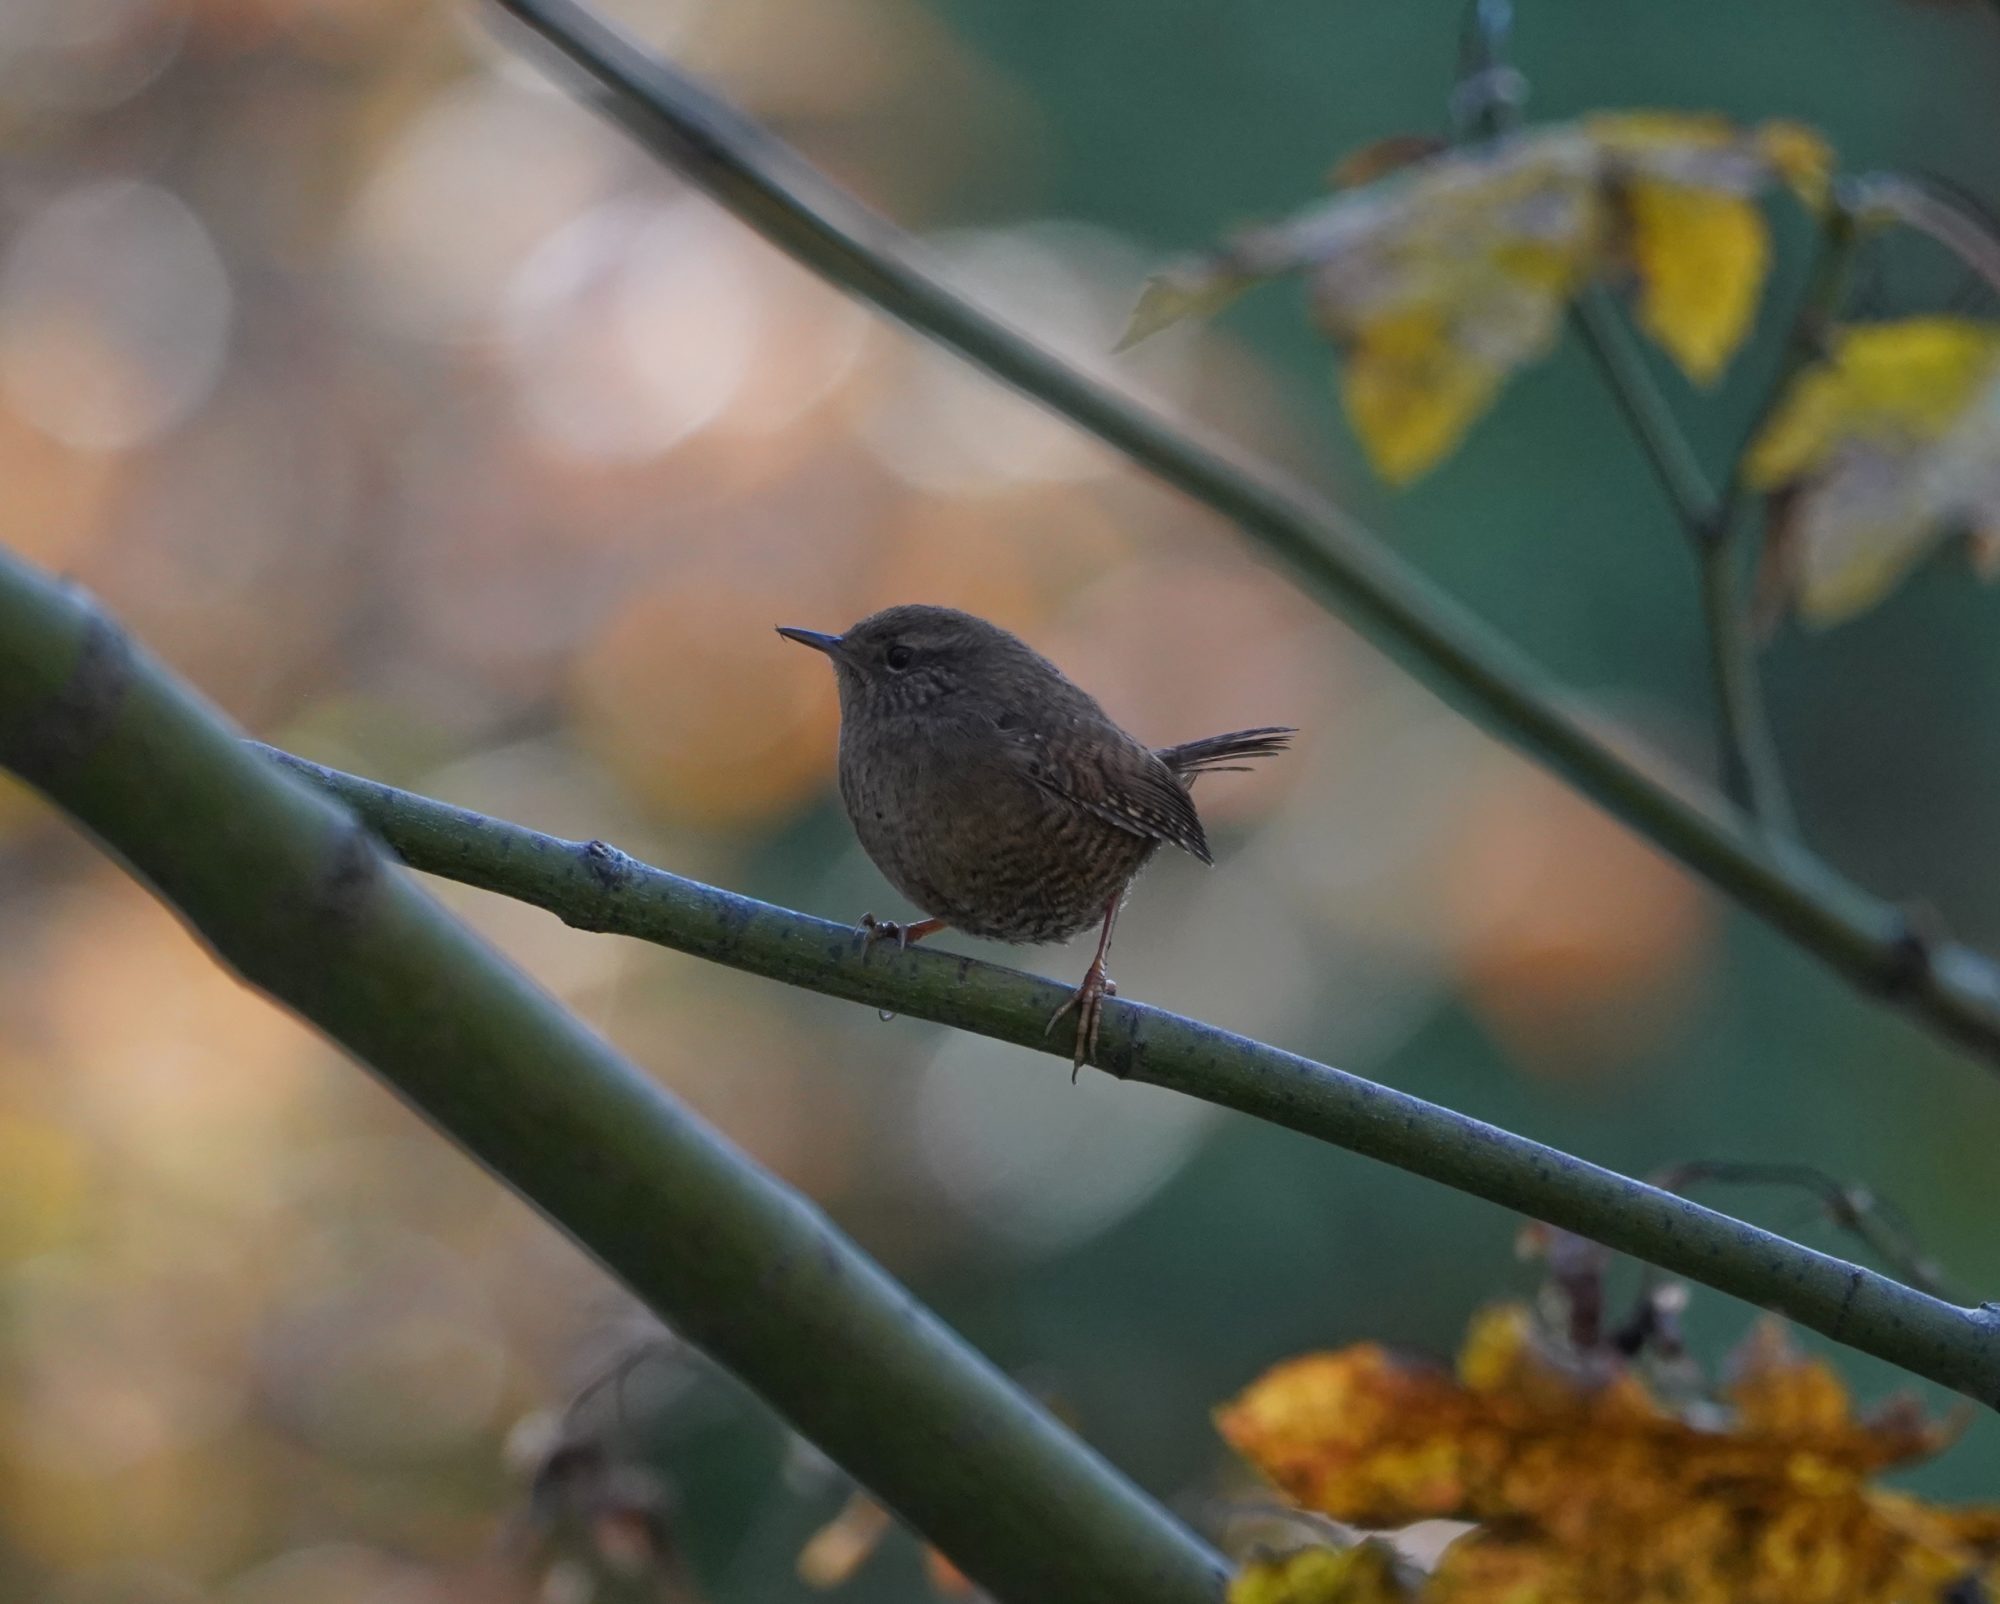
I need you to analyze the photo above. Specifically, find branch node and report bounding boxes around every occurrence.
[1877,904,1943,1000]
[314,816,391,935]
[580,837,636,893]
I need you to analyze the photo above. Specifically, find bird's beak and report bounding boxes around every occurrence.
[776,626,846,658]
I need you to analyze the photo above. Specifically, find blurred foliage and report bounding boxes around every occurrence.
[1220,1287,1998,1603]
[1123,112,1829,481]
[2,1,1999,1602]
[1747,316,2000,624]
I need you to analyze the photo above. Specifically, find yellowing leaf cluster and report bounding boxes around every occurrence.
[1231,1540,1411,1604]
[1125,114,1829,482]
[1220,1305,1996,1604]
[1746,317,2000,624]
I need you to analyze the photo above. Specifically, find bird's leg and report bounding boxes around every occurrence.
[1047,896,1122,1082]
[858,913,947,955]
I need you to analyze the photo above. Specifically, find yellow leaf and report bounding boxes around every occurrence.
[1340,308,1510,484]
[1308,137,1599,480]
[1118,260,1255,350]
[1587,112,1815,383]
[1623,181,1768,383]
[1221,1304,2000,1604]
[1132,110,1833,480]
[1586,109,1739,156]
[1217,1342,1480,1528]
[1747,319,2000,479]
[1755,120,1835,209]
[1231,1542,1413,1604]
[1745,317,2000,623]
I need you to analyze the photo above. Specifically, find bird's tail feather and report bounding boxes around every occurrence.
[1155,726,1295,778]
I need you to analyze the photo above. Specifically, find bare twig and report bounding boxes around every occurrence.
[1846,171,2000,302]
[1566,289,1796,832]
[1654,1160,1961,1303]
[1713,209,1860,539]
[1569,290,1721,539]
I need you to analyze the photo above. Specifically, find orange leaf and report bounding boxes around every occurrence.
[1221,1304,1998,1603]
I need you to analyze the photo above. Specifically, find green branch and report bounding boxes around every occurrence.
[1694,528,1794,833]
[1715,211,1858,536]
[484,0,2000,1079]
[259,745,2000,1412]
[1569,257,1794,839]
[1569,291,1720,539]
[1691,211,1859,838]
[0,551,1225,1604]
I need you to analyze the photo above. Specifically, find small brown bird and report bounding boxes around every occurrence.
[778,604,1292,1074]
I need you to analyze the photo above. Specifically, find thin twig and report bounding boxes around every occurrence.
[1450,0,1526,141]
[479,0,2000,1078]
[1565,287,1797,830]
[1686,213,1861,836]
[1694,531,1796,835]
[1653,1160,1961,1303]
[1563,223,1793,835]
[1713,209,1860,539]
[1845,171,2000,302]
[1569,290,1720,538]
[251,742,2000,1412]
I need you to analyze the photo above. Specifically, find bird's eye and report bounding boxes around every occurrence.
[884,643,914,671]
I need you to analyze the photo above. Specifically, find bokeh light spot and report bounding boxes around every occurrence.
[0,181,231,452]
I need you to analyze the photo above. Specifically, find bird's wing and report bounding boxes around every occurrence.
[989,710,1213,864]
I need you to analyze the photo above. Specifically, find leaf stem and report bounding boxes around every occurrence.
[1565,289,1797,832]
[1653,1160,1961,1303]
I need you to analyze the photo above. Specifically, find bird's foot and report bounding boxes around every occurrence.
[857,914,946,955]
[1047,960,1117,1082]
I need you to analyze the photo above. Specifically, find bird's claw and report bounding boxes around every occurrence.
[857,913,944,957]
[1047,963,1117,1082]
[858,912,907,953]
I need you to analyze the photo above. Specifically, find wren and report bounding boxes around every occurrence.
[778,604,1292,1075]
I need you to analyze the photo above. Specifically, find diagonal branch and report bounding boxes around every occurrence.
[485,0,2000,1080]
[260,745,2000,1412]
[0,550,1225,1604]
